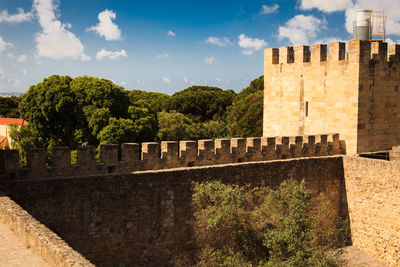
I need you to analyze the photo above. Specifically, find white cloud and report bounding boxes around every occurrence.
[155,53,171,60]
[205,37,233,46]
[34,0,90,61]
[278,15,327,45]
[96,48,127,60]
[260,4,279,14]
[205,56,215,64]
[162,77,171,84]
[7,53,27,62]
[87,9,122,41]
[0,37,12,52]
[136,80,144,85]
[21,68,27,75]
[0,8,33,23]
[238,34,267,55]
[183,77,195,84]
[300,0,352,13]
[167,30,176,37]
[0,68,20,89]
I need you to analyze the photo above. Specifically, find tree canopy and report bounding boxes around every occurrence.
[226,75,264,137]
[0,96,20,118]
[10,74,265,157]
[129,89,170,114]
[168,85,236,122]
[15,75,158,154]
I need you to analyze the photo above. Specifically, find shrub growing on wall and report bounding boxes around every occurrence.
[184,179,348,267]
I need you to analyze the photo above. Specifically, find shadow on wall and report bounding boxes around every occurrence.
[3,156,352,266]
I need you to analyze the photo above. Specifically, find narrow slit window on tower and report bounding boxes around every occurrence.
[305,101,309,117]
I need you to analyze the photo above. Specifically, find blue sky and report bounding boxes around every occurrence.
[0,0,399,94]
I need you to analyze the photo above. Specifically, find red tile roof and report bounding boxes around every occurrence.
[0,118,28,126]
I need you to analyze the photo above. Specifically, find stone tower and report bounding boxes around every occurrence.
[263,41,400,154]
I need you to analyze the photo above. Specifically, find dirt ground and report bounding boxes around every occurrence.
[0,222,50,267]
[341,246,387,267]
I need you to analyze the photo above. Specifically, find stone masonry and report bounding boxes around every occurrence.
[264,40,400,154]
[0,133,344,179]
[1,155,399,266]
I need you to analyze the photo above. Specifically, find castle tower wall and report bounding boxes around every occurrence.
[264,40,400,154]
[357,42,400,152]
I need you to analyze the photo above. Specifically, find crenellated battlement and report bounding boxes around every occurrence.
[265,41,400,66]
[0,134,345,179]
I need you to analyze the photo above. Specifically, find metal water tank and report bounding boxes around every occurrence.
[353,9,371,40]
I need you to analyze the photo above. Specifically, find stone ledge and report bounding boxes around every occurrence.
[0,194,93,267]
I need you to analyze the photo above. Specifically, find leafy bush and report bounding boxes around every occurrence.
[186,179,348,267]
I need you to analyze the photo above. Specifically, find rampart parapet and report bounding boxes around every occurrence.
[0,134,345,179]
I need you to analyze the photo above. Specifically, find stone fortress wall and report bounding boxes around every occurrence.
[1,154,399,266]
[1,133,344,179]
[264,40,400,155]
[2,156,346,266]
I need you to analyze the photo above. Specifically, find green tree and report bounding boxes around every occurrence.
[189,120,228,140]
[226,91,263,137]
[13,75,159,156]
[128,100,157,142]
[71,76,130,118]
[235,75,264,102]
[19,75,78,147]
[98,118,136,145]
[70,76,131,144]
[129,89,171,113]
[168,86,236,122]
[88,108,112,138]
[9,124,43,166]
[226,75,264,137]
[157,111,194,141]
[0,96,21,117]
[98,101,157,145]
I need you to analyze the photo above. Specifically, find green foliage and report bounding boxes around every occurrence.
[128,100,157,142]
[157,111,228,141]
[98,101,157,145]
[157,110,194,141]
[70,75,131,144]
[98,118,136,145]
[88,108,112,138]
[190,180,347,267]
[70,150,77,165]
[227,90,263,137]
[129,89,171,113]
[19,75,77,147]
[12,74,267,153]
[70,76,130,119]
[226,75,264,137]
[9,124,42,166]
[192,120,228,140]
[168,86,236,122]
[235,75,264,102]
[0,96,20,117]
